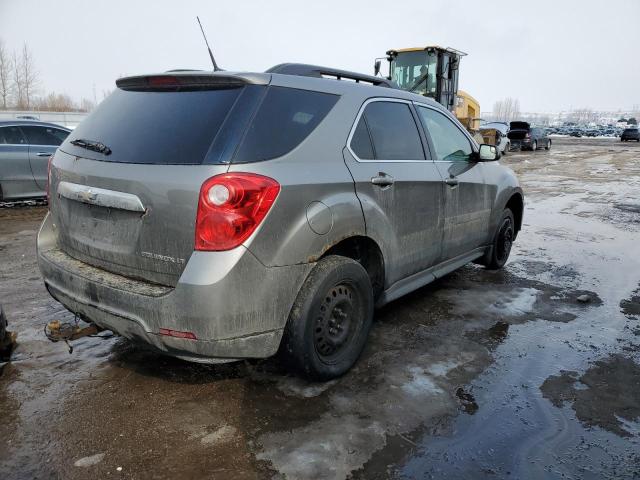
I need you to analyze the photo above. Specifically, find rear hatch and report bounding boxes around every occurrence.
[507,122,531,140]
[49,73,268,286]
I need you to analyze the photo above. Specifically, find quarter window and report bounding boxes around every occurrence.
[349,117,374,160]
[358,101,425,160]
[0,126,27,145]
[416,106,472,161]
[234,87,338,162]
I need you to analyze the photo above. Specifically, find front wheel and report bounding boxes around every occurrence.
[545,139,551,150]
[280,255,374,380]
[484,209,515,270]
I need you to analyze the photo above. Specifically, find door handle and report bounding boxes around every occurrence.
[36,152,51,157]
[445,177,459,187]
[371,172,394,187]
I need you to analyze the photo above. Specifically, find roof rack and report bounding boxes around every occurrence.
[266,63,394,88]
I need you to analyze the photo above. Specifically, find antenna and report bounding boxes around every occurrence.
[196,16,221,71]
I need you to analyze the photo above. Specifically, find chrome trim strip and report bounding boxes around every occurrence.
[57,181,145,213]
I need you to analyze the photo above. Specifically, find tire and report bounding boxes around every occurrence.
[545,139,551,150]
[531,140,538,151]
[484,209,515,270]
[503,143,509,155]
[280,255,374,380]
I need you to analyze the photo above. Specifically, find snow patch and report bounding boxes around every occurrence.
[402,366,443,396]
[74,453,105,467]
[489,288,539,316]
[276,377,337,398]
[200,425,237,445]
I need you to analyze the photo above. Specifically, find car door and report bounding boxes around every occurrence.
[0,125,38,199]
[415,104,492,262]
[343,98,444,286]
[21,125,69,190]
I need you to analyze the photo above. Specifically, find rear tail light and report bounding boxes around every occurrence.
[46,155,53,207]
[195,173,280,251]
[525,133,531,138]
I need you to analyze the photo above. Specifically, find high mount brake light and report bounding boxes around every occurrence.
[115,75,247,91]
[148,75,179,87]
[195,173,280,251]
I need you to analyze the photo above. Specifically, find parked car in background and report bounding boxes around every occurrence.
[38,66,524,380]
[507,121,551,151]
[480,122,510,155]
[621,128,640,142]
[0,121,71,200]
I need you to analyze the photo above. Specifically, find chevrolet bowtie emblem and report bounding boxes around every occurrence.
[80,189,98,202]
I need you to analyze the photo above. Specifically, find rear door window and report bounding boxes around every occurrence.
[416,106,473,161]
[359,101,425,160]
[21,126,69,146]
[0,126,27,145]
[233,87,338,163]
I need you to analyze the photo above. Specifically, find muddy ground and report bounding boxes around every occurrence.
[1,137,639,479]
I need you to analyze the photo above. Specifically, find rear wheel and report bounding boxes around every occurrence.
[503,143,509,155]
[545,139,551,150]
[280,255,374,380]
[531,140,538,151]
[484,209,515,270]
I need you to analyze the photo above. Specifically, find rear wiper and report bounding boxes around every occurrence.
[70,138,112,156]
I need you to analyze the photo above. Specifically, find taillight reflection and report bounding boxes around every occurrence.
[46,155,53,207]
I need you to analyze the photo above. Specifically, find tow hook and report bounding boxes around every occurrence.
[44,317,102,354]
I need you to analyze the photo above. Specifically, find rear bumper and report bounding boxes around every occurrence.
[37,213,313,362]
[508,139,532,150]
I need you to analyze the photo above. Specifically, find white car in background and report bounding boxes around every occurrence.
[480,122,510,155]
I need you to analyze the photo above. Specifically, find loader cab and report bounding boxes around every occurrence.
[382,46,465,113]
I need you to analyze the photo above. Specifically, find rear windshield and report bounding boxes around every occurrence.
[62,84,338,165]
[62,87,242,164]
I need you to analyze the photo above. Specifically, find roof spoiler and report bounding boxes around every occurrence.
[267,63,395,88]
[116,73,249,91]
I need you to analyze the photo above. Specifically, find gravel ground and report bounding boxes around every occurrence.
[0,137,639,479]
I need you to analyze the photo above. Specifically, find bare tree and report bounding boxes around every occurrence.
[0,39,11,109]
[79,97,95,112]
[20,43,38,110]
[12,51,24,109]
[35,92,76,112]
[567,108,599,124]
[492,97,521,122]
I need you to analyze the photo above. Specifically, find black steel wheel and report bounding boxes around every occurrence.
[281,255,374,380]
[313,283,359,361]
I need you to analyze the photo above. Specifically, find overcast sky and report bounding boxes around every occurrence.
[1,0,638,113]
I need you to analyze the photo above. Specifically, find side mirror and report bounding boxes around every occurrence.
[374,59,381,76]
[478,144,500,161]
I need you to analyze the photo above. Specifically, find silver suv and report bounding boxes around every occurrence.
[37,65,523,379]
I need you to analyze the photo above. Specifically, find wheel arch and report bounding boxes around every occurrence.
[505,191,524,236]
[320,235,385,301]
